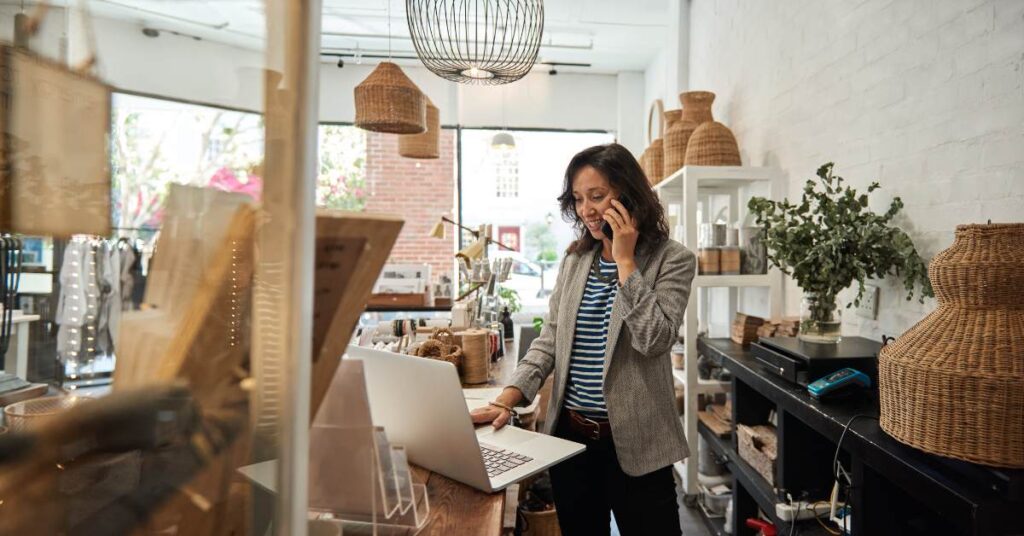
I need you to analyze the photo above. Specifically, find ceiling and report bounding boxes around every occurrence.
[82,0,670,74]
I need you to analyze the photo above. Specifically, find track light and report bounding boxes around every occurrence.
[336,58,345,68]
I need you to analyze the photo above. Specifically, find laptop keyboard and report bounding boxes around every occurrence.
[480,444,533,478]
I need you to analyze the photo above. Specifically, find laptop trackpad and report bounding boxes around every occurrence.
[477,425,539,447]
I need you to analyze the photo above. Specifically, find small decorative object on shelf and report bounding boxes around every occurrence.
[879,223,1024,468]
[731,313,765,347]
[739,226,767,274]
[749,163,932,343]
[720,246,741,275]
[685,121,742,166]
[399,97,440,159]
[698,247,721,274]
[354,62,426,134]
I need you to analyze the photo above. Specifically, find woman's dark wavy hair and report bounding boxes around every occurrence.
[558,143,670,255]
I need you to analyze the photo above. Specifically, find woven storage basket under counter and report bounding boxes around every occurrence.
[879,223,1024,468]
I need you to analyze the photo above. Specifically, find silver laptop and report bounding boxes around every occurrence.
[346,345,585,493]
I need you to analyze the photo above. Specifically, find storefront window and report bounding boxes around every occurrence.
[460,128,614,313]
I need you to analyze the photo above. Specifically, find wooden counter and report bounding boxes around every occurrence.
[412,338,522,536]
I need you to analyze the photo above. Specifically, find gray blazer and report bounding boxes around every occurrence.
[509,239,697,476]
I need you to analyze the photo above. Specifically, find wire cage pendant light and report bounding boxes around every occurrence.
[406,0,545,85]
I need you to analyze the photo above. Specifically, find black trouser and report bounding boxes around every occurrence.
[548,411,682,536]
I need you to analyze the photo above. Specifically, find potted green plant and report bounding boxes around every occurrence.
[748,163,933,343]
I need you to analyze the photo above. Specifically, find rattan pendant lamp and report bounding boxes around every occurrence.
[399,96,440,158]
[354,2,426,134]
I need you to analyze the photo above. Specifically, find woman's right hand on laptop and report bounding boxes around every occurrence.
[470,387,524,429]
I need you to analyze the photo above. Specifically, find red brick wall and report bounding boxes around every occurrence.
[363,129,457,288]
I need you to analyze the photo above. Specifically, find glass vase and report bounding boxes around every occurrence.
[799,292,842,344]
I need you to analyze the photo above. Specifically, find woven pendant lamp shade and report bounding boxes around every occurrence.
[399,98,440,159]
[354,62,426,134]
[879,223,1024,468]
[685,121,741,166]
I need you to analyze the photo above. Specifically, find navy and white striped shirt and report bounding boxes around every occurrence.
[564,256,618,419]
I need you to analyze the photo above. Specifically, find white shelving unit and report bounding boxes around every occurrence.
[655,166,783,496]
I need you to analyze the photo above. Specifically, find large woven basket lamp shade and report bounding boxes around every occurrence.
[399,98,440,159]
[354,62,426,134]
[879,223,1024,468]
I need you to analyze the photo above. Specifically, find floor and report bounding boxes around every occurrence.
[608,473,712,536]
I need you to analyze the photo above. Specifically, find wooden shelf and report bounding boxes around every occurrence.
[672,369,730,394]
[699,421,830,536]
[655,165,777,192]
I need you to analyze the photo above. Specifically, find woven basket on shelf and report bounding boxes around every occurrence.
[661,109,682,178]
[399,97,440,159]
[685,121,741,166]
[645,99,665,184]
[638,147,652,180]
[664,113,694,177]
[879,223,1024,468]
[354,62,426,134]
[667,90,714,170]
[413,327,464,372]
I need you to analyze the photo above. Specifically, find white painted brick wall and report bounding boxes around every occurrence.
[688,0,1024,339]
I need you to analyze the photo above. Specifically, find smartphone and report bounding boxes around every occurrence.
[600,196,632,239]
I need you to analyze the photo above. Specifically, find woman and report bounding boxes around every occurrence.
[471,143,696,535]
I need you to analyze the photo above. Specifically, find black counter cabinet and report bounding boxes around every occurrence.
[696,338,1024,536]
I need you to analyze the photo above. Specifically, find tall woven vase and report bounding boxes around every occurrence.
[680,91,715,125]
[661,109,683,178]
[879,223,1024,468]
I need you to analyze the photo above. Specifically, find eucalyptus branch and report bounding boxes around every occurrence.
[748,163,933,310]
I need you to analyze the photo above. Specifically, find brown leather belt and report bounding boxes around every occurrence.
[564,408,612,441]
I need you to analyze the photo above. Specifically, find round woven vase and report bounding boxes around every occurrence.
[685,121,741,166]
[399,98,440,159]
[879,223,1024,468]
[354,62,426,134]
